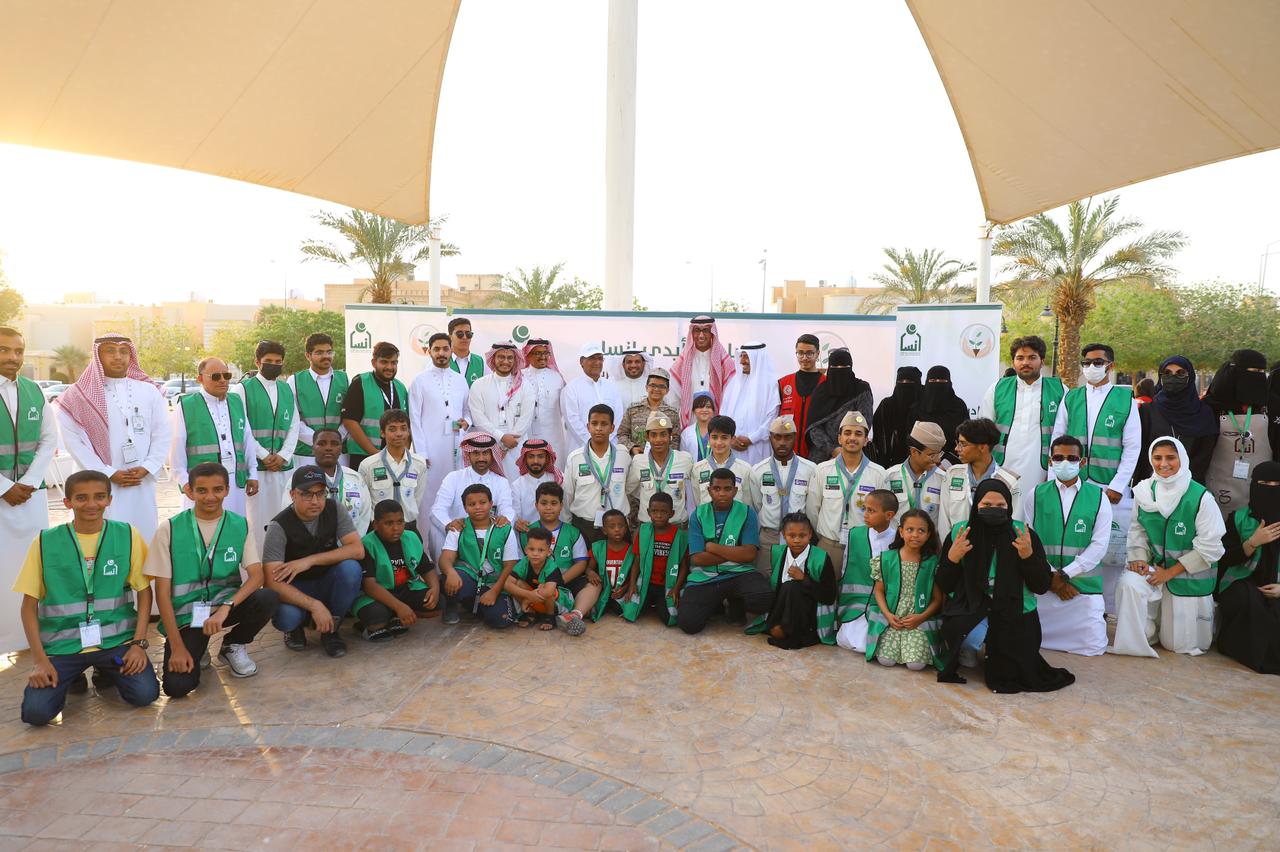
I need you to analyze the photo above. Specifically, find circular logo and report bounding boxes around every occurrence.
[782,383,793,396]
[511,325,530,343]
[811,331,849,369]
[409,323,442,356]
[960,323,995,359]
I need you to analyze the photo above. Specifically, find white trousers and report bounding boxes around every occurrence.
[836,615,869,653]
[247,469,291,553]
[1036,591,1107,656]
[1109,570,1213,658]
[0,490,48,652]
[1100,492,1132,614]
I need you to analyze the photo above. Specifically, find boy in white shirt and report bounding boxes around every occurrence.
[358,410,427,532]
[690,415,756,509]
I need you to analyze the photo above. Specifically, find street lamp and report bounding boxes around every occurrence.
[1038,305,1059,376]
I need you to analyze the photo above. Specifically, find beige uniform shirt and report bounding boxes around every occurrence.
[690,455,756,508]
[143,513,262,580]
[805,455,888,541]
[749,455,817,531]
[626,448,694,524]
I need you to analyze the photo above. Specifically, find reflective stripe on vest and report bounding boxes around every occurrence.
[864,549,943,668]
[1219,509,1262,594]
[241,378,296,469]
[769,544,834,643]
[346,372,407,455]
[1136,482,1217,597]
[991,375,1063,471]
[294,370,349,456]
[688,501,752,584]
[36,521,137,655]
[1064,385,1131,483]
[0,376,44,480]
[1033,479,1104,594]
[181,393,249,488]
[163,509,248,633]
[838,527,874,622]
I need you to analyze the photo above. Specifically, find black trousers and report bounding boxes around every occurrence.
[163,589,279,698]
[677,572,773,635]
[356,585,428,628]
[570,515,605,547]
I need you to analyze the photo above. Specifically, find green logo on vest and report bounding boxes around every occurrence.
[223,547,237,563]
[1104,414,1116,428]
[349,322,372,350]
[1074,519,1087,533]
[1173,521,1187,536]
[825,475,839,488]
[26,406,38,421]
[101,558,119,576]
[899,323,922,354]
[950,476,964,489]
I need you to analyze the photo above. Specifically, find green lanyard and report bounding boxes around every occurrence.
[586,443,617,509]
[1228,407,1254,456]
[328,468,344,501]
[900,462,929,510]
[66,525,107,622]
[648,450,674,494]
[836,455,868,526]
[189,512,228,601]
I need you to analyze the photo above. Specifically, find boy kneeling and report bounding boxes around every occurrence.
[354,500,439,641]
[16,471,158,725]
[153,462,279,695]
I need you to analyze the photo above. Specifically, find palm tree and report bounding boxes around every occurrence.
[993,195,1186,385]
[490,264,571,309]
[300,209,460,304]
[53,345,89,381]
[863,248,976,314]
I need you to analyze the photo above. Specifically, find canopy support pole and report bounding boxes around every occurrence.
[977,221,994,303]
[429,227,442,307]
[604,0,638,311]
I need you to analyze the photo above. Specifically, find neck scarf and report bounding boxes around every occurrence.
[484,341,525,401]
[55,334,158,463]
[1134,436,1193,517]
[671,317,735,427]
[521,339,565,382]
[515,438,562,484]
[1153,356,1217,438]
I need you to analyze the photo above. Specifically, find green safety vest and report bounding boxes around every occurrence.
[1136,481,1218,597]
[520,521,583,575]
[1064,385,1131,484]
[764,544,835,644]
[452,519,513,586]
[181,392,249,488]
[640,522,687,628]
[241,378,296,471]
[992,375,1064,471]
[1218,509,1262,595]
[293,370,349,457]
[162,509,248,634]
[838,527,875,624]
[1032,479,1105,594]
[589,539,637,622]
[952,520,1038,613]
[450,353,485,386]
[37,521,136,655]
[353,530,427,616]
[510,556,576,616]
[347,372,408,455]
[687,501,752,585]
[0,375,44,482]
[864,549,944,669]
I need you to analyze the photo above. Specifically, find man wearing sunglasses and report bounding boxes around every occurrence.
[1022,434,1112,656]
[447,317,485,387]
[1053,342,1140,612]
[169,357,259,517]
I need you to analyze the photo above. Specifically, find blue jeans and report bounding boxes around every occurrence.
[962,618,989,652]
[447,571,515,629]
[272,560,363,632]
[22,646,159,726]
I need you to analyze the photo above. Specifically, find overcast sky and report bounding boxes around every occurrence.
[1,0,1278,311]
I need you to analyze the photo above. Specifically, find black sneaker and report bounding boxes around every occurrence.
[320,631,347,658]
[90,667,115,691]
[387,617,410,637]
[443,602,461,625]
[284,627,307,651]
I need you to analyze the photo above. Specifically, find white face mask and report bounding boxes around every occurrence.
[1081,364,1109,384]
[1052,459,1080,482]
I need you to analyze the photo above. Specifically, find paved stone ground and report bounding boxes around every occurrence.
[9,487,1280,849]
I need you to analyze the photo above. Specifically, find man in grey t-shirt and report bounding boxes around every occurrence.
[264,466,365,657]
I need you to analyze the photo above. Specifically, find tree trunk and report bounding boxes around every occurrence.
[1056,302,1087,387]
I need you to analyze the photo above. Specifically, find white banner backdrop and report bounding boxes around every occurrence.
[345,306,901,402]
[894,303,1003,416]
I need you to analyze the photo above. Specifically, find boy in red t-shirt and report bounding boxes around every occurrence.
[620,492,688,624]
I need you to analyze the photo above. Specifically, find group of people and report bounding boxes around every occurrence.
[8,314,1280,725]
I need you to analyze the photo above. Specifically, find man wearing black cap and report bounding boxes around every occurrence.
[263,465,366,657]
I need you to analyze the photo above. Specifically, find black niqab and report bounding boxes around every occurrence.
[912,365,970,458]
[808,348,870,426]
[1249,461,1280,586]
[1206,348,1270,412]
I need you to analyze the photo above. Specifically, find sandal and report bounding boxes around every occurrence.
[559,610,587,637]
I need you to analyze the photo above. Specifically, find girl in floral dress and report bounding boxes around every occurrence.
[865,508,945,671]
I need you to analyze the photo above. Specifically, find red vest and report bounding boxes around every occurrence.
[778,372,825,458]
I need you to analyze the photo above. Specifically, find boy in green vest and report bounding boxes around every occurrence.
[621,492,687,624]
[151,462,279,695]
[353,500,438,641]
[834,489,899,653]
[506,526,588,633]
[288,332,349,461]
[676,468,771,634]
[15,470,157,725]
[439,484,519,627]
[448,317,486,386]
[341,341,407,470]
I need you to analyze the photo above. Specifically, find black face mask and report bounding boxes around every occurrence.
[1161,374,1190,395]
[259,363,283,381]
[1237,370,1269,407]
[1249,482,1280,526]
[977,506,1009,526]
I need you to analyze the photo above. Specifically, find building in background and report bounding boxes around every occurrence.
[771,279,881,315]
[322,273,503,312]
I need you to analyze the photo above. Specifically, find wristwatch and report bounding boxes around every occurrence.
[124,638,150,650]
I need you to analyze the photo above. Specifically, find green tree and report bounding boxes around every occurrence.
[1077,285,1183,373]
[994,195,1186,385]
[0,252,23,326]
[52,345,89,381]
[863,247,976,314]
[136,320,205,381]
[490,264,570,309]
[300,209,460,304]
[1171,281,1280,371]
[714,299,749,313]
[210,306,347,374]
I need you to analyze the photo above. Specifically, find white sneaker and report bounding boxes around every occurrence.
[217,643,259,678]
[958,645,979,669]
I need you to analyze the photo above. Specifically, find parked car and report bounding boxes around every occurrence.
[43,383,68,403]
[163,378,195,402]
[35,380,60,391]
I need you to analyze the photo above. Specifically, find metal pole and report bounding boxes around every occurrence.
[428,227,442,307]
[604,0,638,311]
[1052,315,1060,377]
[977,221,994,302]
[760,250,767,312]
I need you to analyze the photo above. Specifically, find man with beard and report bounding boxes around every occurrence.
[341,341,408,472]
[720,342,779,466]
[671,315,735,427]
[778,334,825,460]
[232,340,300,552]
[511,438,562,527]
[980,335,1064,487]
[289,333,348,463]
[909,366,970,465]
[870,366,922,466]
[561,343,624,447]
[1203,348,1280,514]
[468,341,533,479]
[408,333,471,532]
[609,348,676,410]
[430,432,515,554]
[522,338,567,461]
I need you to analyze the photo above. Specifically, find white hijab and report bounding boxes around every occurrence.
[1133,436,1193,518]
[721,343,778,432]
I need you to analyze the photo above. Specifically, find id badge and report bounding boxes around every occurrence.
[191,602,211,628]
[121,440,140,465]
[594,509,605,527]
[443,416,453,437]
[840,521,851,540]
[131,414,146,434]
[1233,458,1251,480]
[79,619,102,647]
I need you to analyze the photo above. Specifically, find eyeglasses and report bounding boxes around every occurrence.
[203,372,233,381]
[1080,359,1110,367]
[453,330,474,339]
[296,490,327,501]
[955,439,975,449]
[795,350,818,358]
[1050,454,1082,463]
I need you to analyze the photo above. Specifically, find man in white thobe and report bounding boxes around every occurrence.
[720,341,780,466]
[409,331,471,546]
[979,335,1064,489]
[522,338,567,462]
[468,341,533,481]
[510,438,562,526]
[429,433,516,559]
[0,327,57,652]
[609,348,679,410]
[230,341,300,552]
[56,334,169,543]
[561,343,624,448]
[168,357,260,517]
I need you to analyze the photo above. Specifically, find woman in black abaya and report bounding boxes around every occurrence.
[910,365,970,465]
[870,366,921,466]
[1216,461,1280,674]
[804,348,874,461]
[935,479,1075,693]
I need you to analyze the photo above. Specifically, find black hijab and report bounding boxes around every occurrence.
[1248,461,1280,586]
[1154,355,1218,439]
[957,479,1027,617]
[1205,348,1270,414]
[808,348,870,426]
[912,365,970,453]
